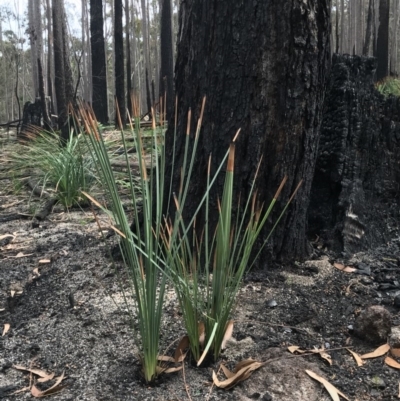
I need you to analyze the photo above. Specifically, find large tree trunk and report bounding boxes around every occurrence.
[165,0,331,262]
[90,0,108,123]
[309,54,400,255]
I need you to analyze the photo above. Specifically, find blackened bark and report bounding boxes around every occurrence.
[159,0,174,120]
[376,0,389,80]
[52,0,67,136]
[20,100,42,140]
[309,54,400,255]
[37,58,51,129]
[114,0,126,126]
[165,0,331,262]
[53,0,74,141]
[90,0,108,123]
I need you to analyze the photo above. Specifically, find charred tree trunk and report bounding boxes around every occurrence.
[90,0,108,123]
[309,54,400,255]
[159,0,174,120]
[165,0,331,262]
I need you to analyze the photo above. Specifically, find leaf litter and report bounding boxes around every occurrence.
[12,365,67,397]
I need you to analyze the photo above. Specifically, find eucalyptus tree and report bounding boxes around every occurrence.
[114,0,125,125]
[141,0,152,114]
[376,0,390,80]
[165,0,331,262]
[90,0,108,123]
[52,0,74,141]
[159,0,173,120]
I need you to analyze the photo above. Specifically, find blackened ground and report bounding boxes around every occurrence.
[1,179,400,401]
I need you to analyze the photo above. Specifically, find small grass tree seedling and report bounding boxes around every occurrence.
[161,104,302,365]
[7,126,95,208]
[77,98,172,383]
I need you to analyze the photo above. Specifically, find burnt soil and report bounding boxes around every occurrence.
[1,135,400,401]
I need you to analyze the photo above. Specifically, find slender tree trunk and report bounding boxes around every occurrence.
[390,0,399,75]
[114,0,126,125]
[28,0,38,97]
[160,0,174,120]
[166,0,331,262]
[131,0,138,95]
[373,0,379,57]
[363,0,374,55]
[45,0,55,114]
[141,0,152,114]
[340,0,345,52]
[38,58,51,128]
[376,0,390,80]
[125,0,133,115]
[90,0,108,123]
[52,0,73,141]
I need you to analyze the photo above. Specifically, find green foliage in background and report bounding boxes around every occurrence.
[375,77,400,97]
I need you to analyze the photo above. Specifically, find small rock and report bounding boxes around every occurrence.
[267,299,277,308]
[389,326,400,349]
[353,305,391,344]
[367,376,386,389]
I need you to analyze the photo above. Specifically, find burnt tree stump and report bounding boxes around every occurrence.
[19,99,43,140]
[309,54,400,255]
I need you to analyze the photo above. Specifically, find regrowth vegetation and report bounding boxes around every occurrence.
[375,76,400,97]
[74,98,300,383]
[6,127,95,208]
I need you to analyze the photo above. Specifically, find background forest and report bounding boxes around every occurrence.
[0,0,397,127]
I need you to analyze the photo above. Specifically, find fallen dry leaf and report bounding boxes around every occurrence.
[157,355,175,363]
[174,335,189,363]
[0,234,15,241]
[305,369,350,401]
[10,290,16,297]
[333,263,357,273]
[14,252,34,258]
[319,352,333,366]
[30,371,67,397]
[361,343,390,359]
[212,359,265,390]
[38,259,51,264]
[346,348,365,367]
[288,345,305,354]
[221,320,234,350]
[2,323,10,336]
[391,348,400,358]
[385,357,400,369]
[13,365,54,382]
[33,268,40,276]
[37,372,55,383]
[162,366,183,374]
